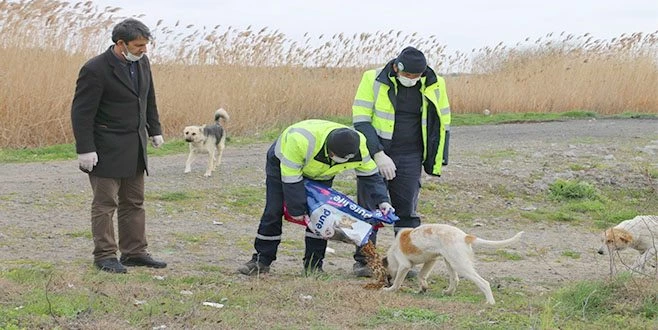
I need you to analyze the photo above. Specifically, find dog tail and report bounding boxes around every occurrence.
[470,231,524,249]
[214,108,229,123]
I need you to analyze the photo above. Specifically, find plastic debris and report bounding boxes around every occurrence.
[202,302,224,308]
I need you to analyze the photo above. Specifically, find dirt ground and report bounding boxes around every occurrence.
[1,118,657,292]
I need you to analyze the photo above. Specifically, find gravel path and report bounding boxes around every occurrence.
[1,118,657,291]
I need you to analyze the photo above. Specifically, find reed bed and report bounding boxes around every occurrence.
[1,0,656,148]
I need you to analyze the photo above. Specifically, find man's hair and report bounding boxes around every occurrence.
[111,18,152,43]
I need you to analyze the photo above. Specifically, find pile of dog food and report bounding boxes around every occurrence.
[361,241,389,290]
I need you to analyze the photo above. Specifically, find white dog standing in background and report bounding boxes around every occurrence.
[382,224,523,305]
[183,108,229,177]
[598,215,658,271]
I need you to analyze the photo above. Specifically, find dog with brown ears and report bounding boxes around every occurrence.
[597,215,658,271]
[382,224,523,305]
[183,108,229,177]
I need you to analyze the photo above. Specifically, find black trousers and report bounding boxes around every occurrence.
[250,144,331,269]
[353,152,422,264]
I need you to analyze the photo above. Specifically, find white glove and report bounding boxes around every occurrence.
[373,151,396,180]
[78,152,98,172]
[378,202,395,215]
[151,135,164,148]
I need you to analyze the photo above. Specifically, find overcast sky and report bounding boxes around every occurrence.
[92,0,657,53]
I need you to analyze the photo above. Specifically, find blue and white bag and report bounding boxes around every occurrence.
[285,180,398,246]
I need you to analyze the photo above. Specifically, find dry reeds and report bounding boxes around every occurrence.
[1,0,657,148]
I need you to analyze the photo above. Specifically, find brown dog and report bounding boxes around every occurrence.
[382,224,523,304]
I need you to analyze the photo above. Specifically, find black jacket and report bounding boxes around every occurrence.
[71,46,162,178]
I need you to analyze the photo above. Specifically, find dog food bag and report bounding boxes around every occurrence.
[284,180,399,246]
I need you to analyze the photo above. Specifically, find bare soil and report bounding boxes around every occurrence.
[1,118,657,292]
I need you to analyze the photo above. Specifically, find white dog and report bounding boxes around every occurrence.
[597,215,658,271]
[183,108,229,177]
[382,224,523,305]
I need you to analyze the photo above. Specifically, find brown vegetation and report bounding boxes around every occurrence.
[1,0,657,148]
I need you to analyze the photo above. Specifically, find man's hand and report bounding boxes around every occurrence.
[378,202,395,215]
[151,135,164,148]
[373,151,396,180]
[78,152,98,172]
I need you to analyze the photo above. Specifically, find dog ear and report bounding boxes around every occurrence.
[612,228,633,245]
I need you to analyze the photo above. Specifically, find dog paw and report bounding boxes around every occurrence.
[382,286,396,292]
[204,172,212,177]
[418,287,427,294]
[184,168,191,173]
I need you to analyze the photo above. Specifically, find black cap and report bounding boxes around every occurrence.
[394,46,427,74]
[326,128,360,158]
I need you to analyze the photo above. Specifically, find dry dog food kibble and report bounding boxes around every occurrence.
[361,241,389,290]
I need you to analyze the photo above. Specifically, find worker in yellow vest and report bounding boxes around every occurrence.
[351,46,451,277]
[238,119,392,276]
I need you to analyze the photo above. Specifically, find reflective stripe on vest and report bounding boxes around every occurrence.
[275,127,316,183]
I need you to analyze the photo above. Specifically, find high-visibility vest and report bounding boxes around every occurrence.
[352,65,451,176]
[274,119,379,183]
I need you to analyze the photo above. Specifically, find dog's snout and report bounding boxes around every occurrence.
[597,249,604,255]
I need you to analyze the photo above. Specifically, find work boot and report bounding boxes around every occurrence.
[238,260,270,276]
[352,262,373,278]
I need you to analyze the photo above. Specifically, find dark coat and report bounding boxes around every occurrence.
[71,46,162,178]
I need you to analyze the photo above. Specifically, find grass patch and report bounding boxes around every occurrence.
[551,273,658,322]
[366,307,449,326]
[64,230,92,239]
[549,179,600,201]
[479,148,517,160]
[609,112,658,119]
[480,249,524,262]
[562,199,605,213]
[561,250,581,259]
[219,186,265,213]
[567,162,602,171]
[495,250,524,261]
[451,111,598,126]
[645,166,658,180]
[153,191,202,202]
[0,144,76,163]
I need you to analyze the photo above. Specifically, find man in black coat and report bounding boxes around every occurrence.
[71,18,166,273]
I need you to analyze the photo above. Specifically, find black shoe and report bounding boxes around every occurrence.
[352,262,373,278]
[120,254,167,268]
[238,260,270,275]
[94,258,127,274]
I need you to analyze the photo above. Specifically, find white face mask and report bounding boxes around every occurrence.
[122,44,144,61]
[330,155,353,163]
[398,75,420,87]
